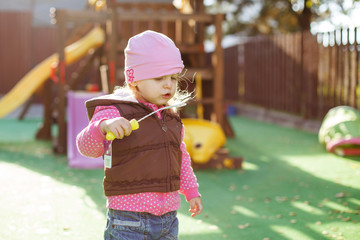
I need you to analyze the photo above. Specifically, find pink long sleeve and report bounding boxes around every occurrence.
[179,128,200,201]
[76,106,118,158]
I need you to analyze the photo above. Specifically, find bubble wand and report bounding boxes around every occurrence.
[105,102,186,141]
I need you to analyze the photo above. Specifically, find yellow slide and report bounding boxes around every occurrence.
[0,27,105,118]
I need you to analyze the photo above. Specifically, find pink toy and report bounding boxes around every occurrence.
[67,91,104,168]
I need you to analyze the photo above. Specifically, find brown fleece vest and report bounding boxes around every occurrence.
[86,98,183,196]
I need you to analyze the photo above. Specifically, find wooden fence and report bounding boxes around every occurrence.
[317,29,360,117]
[0,12,57,94]
[231,28,360,120]
[0,11,93,97]
[240,32,319,119]
[0,11,32,95]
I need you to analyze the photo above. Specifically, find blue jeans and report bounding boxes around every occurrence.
[104,209,179,240]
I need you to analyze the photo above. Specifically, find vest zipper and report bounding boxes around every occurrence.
[161,115,171,192]
[161,117,168,132]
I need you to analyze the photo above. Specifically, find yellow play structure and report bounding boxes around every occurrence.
[0,27,105,119]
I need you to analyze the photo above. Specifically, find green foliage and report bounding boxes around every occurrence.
[207,0,360,35]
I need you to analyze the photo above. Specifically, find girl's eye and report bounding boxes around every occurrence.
[154,76,178,81]
[171,74,179,81]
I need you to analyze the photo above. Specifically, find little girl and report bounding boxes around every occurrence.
[76,30,202,239]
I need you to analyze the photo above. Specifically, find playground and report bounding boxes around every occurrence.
[0,0,360,239]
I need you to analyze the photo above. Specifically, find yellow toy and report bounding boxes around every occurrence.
[182,118,226,164]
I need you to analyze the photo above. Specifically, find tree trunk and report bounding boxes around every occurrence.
[298,0,311,31]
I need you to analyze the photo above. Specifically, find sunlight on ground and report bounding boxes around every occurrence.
[0,161,105,240]
[270,225,314,240]
[301,199,360,239]
[242,161,258,170]
[279,154,360,190]
[178,212,222,236]
[291,201,325,216]
[232,205,258,218]
[348,198,360,206]
[322,201,354,213]
[307,222,354,239]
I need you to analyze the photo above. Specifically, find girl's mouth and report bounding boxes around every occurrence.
[162,93,171,99]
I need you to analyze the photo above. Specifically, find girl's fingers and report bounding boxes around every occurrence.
[116,127,124,139]
[116,118,132,137]
[188,198,203,217]
[189,208,200,217]
[104,118,133,139]
[123,122,132,137]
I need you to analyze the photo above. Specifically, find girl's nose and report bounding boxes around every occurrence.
[163,76,173,89]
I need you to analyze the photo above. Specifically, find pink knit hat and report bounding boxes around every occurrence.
[124,30,184,83]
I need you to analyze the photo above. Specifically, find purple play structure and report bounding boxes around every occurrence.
[67,91,104,168]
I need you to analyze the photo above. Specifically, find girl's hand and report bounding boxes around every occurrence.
[100,117,132,139]
[188,197,203,217]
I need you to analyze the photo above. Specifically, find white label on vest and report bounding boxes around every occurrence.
[104,154,112,168]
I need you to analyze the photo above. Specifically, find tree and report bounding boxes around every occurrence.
[206,0,360,35]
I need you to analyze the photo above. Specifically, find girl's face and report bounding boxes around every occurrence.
[132,74,178,106]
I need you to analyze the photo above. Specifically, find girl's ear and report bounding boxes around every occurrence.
[129,82,138,88]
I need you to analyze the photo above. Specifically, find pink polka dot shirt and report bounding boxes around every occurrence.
[76,102,200,216]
